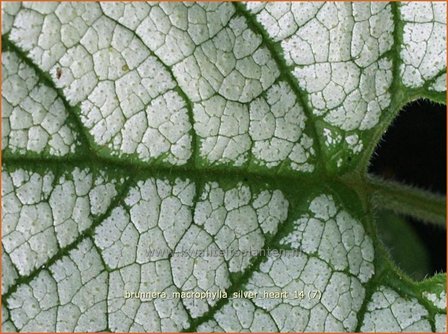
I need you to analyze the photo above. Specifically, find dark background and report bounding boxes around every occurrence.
[370,99,446,276]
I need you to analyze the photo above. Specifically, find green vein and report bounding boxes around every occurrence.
[98,7,199,168]
[356,1,407,175]
[184,191,297,332]
[232,2,324,173]
[2,154,325,189]
[1,177,133,303]
[1,34,95,160]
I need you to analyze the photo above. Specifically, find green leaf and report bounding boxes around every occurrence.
[376,210,430,281]
[2,2,446,333]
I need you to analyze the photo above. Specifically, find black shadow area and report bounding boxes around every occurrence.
[369,99,446,275]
